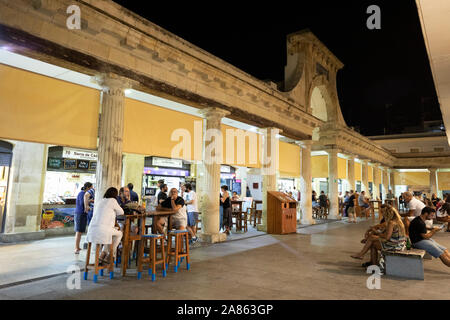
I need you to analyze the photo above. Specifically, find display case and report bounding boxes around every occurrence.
[267,191,297,234]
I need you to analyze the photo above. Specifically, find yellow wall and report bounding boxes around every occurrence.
[279,142,300,177]
[438,172,450,190]
[394,172,430,186]
[338,157,347,179]
[355,162,362,181]
[312,155,328,178]
[123,98,202,160]
[0,63,99,149]
[221,125,261,168]
[368,166,373,182]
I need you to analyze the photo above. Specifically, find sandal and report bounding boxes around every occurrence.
[351,255,363,260]
[74,248,81,254]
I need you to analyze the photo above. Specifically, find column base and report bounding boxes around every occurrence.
[256,224,267,232]
[200,232,227,244]
[301,218,315,225]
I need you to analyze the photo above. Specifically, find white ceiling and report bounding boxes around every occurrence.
[416,0,450,146]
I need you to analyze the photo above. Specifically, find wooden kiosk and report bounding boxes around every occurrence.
[267,191,297,234]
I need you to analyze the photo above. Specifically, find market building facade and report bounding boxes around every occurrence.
[0,0,448,242]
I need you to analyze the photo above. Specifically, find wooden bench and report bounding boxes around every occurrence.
[382,248,426,280]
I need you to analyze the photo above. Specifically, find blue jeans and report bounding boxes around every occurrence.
[413,238,447,258]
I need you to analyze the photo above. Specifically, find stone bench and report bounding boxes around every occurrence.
[382,248,426,280]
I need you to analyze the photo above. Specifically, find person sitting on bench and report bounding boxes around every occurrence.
[358,191,371,217]
[361,215,386,244]
[409,206,450,267]
[351,205,406,267]
[436,202,450,232]
[402,191,426,235]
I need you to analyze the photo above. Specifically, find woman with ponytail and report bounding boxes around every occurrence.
[351,205,406,266]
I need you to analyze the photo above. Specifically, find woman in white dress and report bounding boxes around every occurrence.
[86,187,124,264]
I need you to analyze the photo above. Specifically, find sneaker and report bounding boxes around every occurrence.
[192,237,198,244]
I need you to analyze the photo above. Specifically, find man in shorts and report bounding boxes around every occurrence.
[409,206,450,267]
[358,191,370,217]
[184,183,199,244]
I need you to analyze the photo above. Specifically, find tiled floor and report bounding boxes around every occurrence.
[1,218,449,299]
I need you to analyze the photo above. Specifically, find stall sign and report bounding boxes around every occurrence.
[48,157,62,169]
[64,159,77,169]
[221,165,231,173]
[63,148,97,161]
[89,161,97,171]
[151,157,183,168]
[77,160,90,169]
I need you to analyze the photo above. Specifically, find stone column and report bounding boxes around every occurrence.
[327,148,339,219]
[429,168,438,196]
[389,168,395,193]
[347,155,356,191]
[298,140,314,225]
[4,141,47,234]
[361,160,369,193]
[382,168,389,199]
[259,127,280,232]
[198,107,230,243]
[372,163,380,200]
[94,74,130,203]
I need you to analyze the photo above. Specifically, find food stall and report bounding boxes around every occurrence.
[142,156,194,198]
[42,146,97,229]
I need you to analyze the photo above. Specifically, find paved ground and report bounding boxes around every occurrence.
[1,217,449,300]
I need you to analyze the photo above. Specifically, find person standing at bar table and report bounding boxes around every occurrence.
[86,187,124,264]
[127,183,139,203]
[184,183,199,243]
[154,183,168,234]
[74,182,93,254]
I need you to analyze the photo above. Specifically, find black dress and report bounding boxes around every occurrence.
[221,195,233,229]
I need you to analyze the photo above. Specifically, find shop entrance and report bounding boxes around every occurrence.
[0,140,13,233]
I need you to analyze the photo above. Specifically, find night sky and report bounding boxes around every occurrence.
[113,0,441,136]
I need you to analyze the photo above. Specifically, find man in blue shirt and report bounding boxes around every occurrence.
[127,183,139,202]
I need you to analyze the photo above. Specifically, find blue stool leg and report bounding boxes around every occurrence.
[148,268,152,276]
[100,269,104,277]
[83,271,88,280]
[93,274,98,283]
[187,263,190,270]
[162,269,167,278]
[151,273,156,282]
[137,272,142,280]
[109,271,114,279]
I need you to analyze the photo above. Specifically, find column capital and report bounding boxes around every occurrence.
[428,167,437,173]
[325,147,340,156]
[93,73,132,95]
[199,107,230,120]
[296,140,313,149]
[371,162,380,168]
[258,127,283,135]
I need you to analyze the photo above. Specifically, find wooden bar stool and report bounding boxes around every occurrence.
[166,230,190,273]
[137,234,167,281]
[237,211,248,232]
[84,242,115,283]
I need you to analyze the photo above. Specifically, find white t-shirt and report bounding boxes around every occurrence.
[184,190,198,213]
[407,197,426,217]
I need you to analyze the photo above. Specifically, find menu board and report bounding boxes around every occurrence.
[48,158,62,169]
[89,161,97,171]
[63,159,77,169]
[77,160,90,169]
